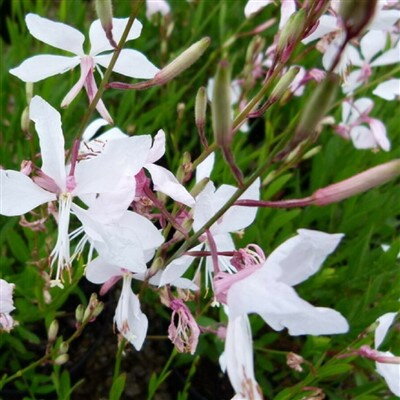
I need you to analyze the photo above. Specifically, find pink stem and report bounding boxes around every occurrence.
[205,229,220,275]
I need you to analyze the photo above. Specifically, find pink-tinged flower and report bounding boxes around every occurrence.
[82,123,195,207]
[9,14,159,123]
[86,259,148,350]
[167,298,200,354]
[244,0,296,29]
[146,0,171,20]
[336,97,390,151]
[373,79,400,101]
[0,279,16,332]
[342,31,400,94]
[220,314,263,400]
[224,230,349,336]
[0,96,152,286]
[374,313,400,396]
[192,179,260,282]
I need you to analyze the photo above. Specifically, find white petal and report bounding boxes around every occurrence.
[74,135,151,195]
[29,96,66,190]
[85,256,122,284]
[89,18,143,56]
[158,246,202,287]
[351,97,374,119]
[0,170,55,216]
[193,181,216,232]
[145,164,195,206]
[225,315,262,400]
[342,69,363,94]
[302,15,338,44]
[375,312,397,348]
[376,354,400,396]
[82,118,110,142]
[95,49,159,79]
[195,153,215,183]
[9,55,80,83]
[205,233,236,274]
[146,0,171,19]
[350,126,377,150]
[228,277,348,335]
[262,229,344,286]
[147,130,166,163]
[216,178,260,234]
[0,279,15,314]
[369,9,400,30]
[25,13,85,55]
[371,43,400,67]
[244,0,273,18]
[369,119,390,151]
[373,79,400,101]
[360,31,387,62]
[279,0,296,29]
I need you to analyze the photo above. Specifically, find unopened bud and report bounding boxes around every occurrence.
[155,37,211,85]
[150,256,164,273]
[47,320,59,342]
[75,304,84,323]
[270,67,300,103]
[191,177,210,198]
[21,107,30,132]
[312,159,400,206]
[295,72,339,141]
[26,82,34,103]
[195,86,208,147]
[95,0,116,47]
[212,60,232,150]
[177,152,192,182]
[245,36,265,65]
[339,0,378,39]
[277,9,306,61]
[59,341,69,354]
[92,301,104,319]
[54,354,69,365]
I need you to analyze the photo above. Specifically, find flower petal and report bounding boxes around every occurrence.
[1,170,56,216]
[244,0,273,18]
[375,312,397,348]
[74,135,151,195]
[371,43,400,67]
[263,229,344,286]
[145,164,195,206]
[302,15,338,44]
[95,48,159,79]
[82,118,110,142]
[147,130,166,163]
[30,96,66,190]
[9,55,80,83]
[25,13,85,55]
[279,0,296,29]
[373,79,400,101]
[369,9,400,30]
[369,119,390,151]
[350,126,377,150]
[146,0,171,19]
[225,314,262,399]
[360,30,386,62]
[195,153,215,183]
[376,353,400,396]
[85,256,122,284]
[89,18,143,56]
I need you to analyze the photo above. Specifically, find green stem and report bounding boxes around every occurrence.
[112,338,127,382]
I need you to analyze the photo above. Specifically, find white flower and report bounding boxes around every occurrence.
[226,229,349,336]
[0,279,16,332]
[337,98,390,151]
[0,96,152,285]
[9,14,159,123]
[374,313,400,396]
[146,0,171,20]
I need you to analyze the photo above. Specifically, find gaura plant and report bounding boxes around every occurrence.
[1,0,399,399]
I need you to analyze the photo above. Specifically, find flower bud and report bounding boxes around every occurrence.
[26,82,34,103]
[195,86,208,147]
[176,152,192,182]
[212,60,232,150]
[269,67,300,103]
[59,341,69,354]
[75,304,84,323]
[92,301,104,319]
[21,107,30,133]
[339,0,378,39]
[95,0,116,47]
[155,37,211,85]
[312,159,400,206]
[190,177,209,198]
[54,354,69,365]
[277,9,306,61]
[47,320,59,342]
[294,72,340,143]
